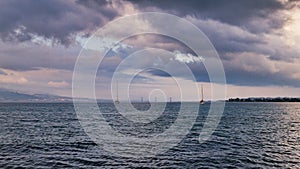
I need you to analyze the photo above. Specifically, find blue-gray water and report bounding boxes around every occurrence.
[0,102,299,168]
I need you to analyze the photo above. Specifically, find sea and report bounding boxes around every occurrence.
[0,102,299,168]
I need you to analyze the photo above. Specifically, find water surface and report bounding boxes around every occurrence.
[0,102,299,168]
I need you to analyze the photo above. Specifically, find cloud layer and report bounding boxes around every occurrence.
[0,0,299,97]
[0,0,120,45]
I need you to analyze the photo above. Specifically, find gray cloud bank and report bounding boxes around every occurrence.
[0,0,119,45]
[0,0,299,88]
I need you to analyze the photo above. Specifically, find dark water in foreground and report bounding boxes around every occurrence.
[0,102,299,168]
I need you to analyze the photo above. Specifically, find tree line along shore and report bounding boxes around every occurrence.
[227,97,300,102]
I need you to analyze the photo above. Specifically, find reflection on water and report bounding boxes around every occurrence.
[0,102,299,168]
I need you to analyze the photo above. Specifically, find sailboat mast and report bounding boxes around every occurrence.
[116,80,119,102]
[201,84,203,100]
[200,84,205,104]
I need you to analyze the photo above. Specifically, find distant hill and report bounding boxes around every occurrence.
[0,88,72,102]
[0,88,116,102]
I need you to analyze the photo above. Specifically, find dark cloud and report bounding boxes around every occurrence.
[0,0,299,90]
[224,66,300,87]
[76,0,117,15]
[100,30,300,88]
[0,42,80,71]
[189,51,300,87]
[128,0,292,33]
[0,0,119,45]
[146,69,171,77]
[186,17,265,55]
[0,0,290,47]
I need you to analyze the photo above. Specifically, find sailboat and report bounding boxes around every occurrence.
[200,84,204,105]
[115,80,120,104]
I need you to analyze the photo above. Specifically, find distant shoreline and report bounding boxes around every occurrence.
[1,99,300,103]
[227,97,300,102]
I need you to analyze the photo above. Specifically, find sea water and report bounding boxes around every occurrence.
[0,102,299,168]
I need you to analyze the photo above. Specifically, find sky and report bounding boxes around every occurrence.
[0,0,299,101]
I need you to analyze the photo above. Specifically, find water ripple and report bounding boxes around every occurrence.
[0,102,299,168]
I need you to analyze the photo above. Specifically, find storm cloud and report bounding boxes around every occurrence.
[0,0,299,96]
[127,0,293,33]
[0,0,119,45]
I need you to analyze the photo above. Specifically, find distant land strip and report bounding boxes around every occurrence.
[227,97,300,102]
